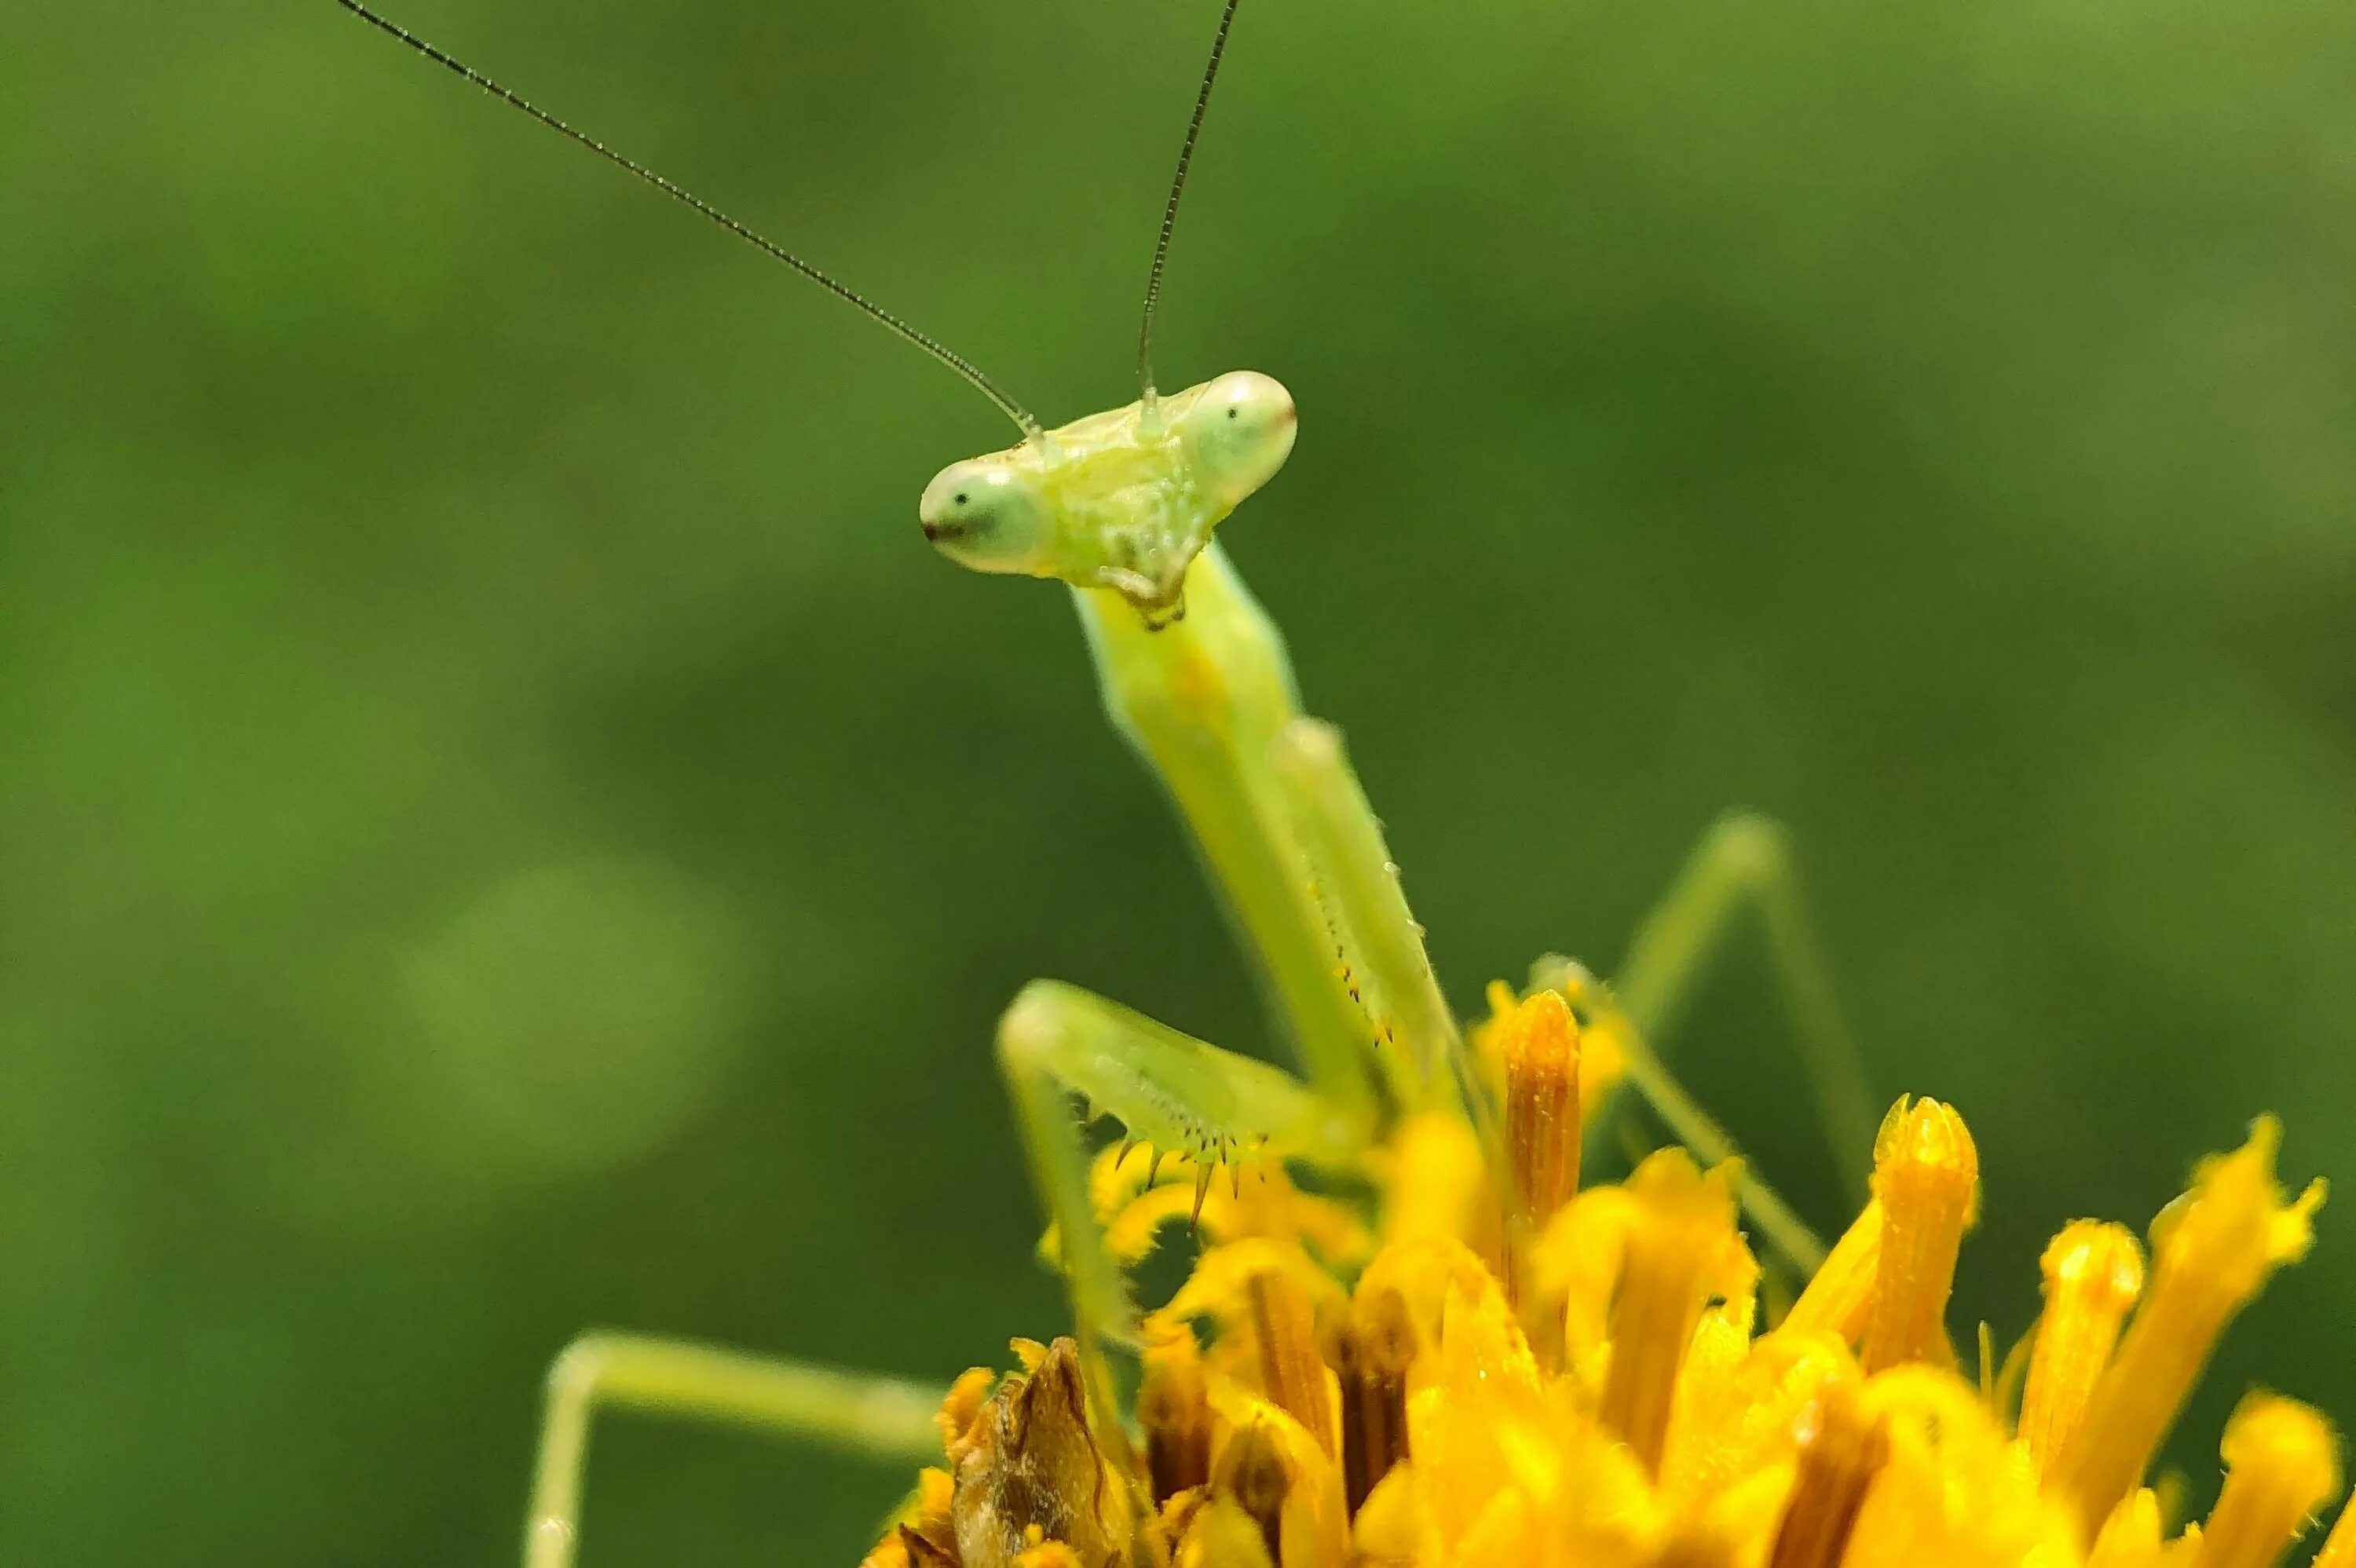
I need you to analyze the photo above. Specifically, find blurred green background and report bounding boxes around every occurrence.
[6,0,2356,1560]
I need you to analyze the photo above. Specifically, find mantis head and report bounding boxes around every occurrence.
[917,371,1297,624]
[342,0,1277,629]
[1183,367,1300,509]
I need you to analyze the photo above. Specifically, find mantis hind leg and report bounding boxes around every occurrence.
[1546,957,1831,1276]
[1521,810,1875,1277]
[1602,810,1879,1201]
[523,1332,943,1568]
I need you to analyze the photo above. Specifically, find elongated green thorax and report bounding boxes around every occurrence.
[918,371,1297,624]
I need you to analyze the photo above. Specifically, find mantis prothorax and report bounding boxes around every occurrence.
[335,2,1881,1563]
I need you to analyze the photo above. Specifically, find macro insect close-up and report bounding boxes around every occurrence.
[7,0,2356,1565]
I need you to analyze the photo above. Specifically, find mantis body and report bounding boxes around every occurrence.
[335,3,1881,1563]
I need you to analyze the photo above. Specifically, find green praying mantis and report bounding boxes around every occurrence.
[335,2,1883,1563]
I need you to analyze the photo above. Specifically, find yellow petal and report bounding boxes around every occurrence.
[1601,1150,1754,1475]
[2021,1221,2145,1481]
[2190,1393,2341,1568]
[2051,1118,2325,1543]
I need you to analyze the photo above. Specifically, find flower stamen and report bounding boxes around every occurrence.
[1765,1387,1890,1568]
[1495,987,1582,1367]
[1502,988,1582,1230]
[1327,1285,1415,1519]
[1601,1150,1751,1476]
[2191,1393,2341,1568]
[2310,1493,2356,1568]
[2051,1117,2325,1543]
[1249,1266,1337,1459]
[1860,1098,1978,1375]
[1216,1421,1293,1568]
[1780,1201,1881,1344]
[1139,1330,1213,1505]
[2019,1220,2145,1480]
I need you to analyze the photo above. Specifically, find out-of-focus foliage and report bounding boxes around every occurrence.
[5,0,2354,1561]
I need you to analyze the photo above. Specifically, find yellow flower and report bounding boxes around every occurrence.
[865,994,2340,1568]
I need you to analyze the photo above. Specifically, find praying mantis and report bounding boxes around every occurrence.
[335,2,1882,1563]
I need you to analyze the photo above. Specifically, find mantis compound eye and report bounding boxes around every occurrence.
[918,459,1052,577]
[1183,370,1297,510]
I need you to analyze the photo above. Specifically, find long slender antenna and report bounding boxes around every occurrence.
[1136,0,1243,410]
[334,0,1041,439]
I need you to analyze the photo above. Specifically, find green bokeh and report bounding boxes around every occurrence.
[6,0,2355,1561]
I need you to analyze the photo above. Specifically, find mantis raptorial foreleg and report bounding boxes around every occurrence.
[523,1333,944,1568]
[1599,810,1879,1202]
[996,980,1359,1396]
[1074,546,1381,1123]
[1267,715,1469,1120]
[1075,544,1463,1124]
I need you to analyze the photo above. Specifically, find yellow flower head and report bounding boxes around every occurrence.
[869,1088,2339,1568]
[836,378,2340,1568]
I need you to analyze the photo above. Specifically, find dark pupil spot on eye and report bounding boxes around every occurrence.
[1227,408,1238,419]
[954,492,968,504]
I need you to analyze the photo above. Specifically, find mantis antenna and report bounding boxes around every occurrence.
[1136,0,1245,412]
[332,0,1043,440]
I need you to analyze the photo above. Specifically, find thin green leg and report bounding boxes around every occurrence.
[1537,957,1829,1277]
[523,1333,943,1568]
[1603,810,1879,1202]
